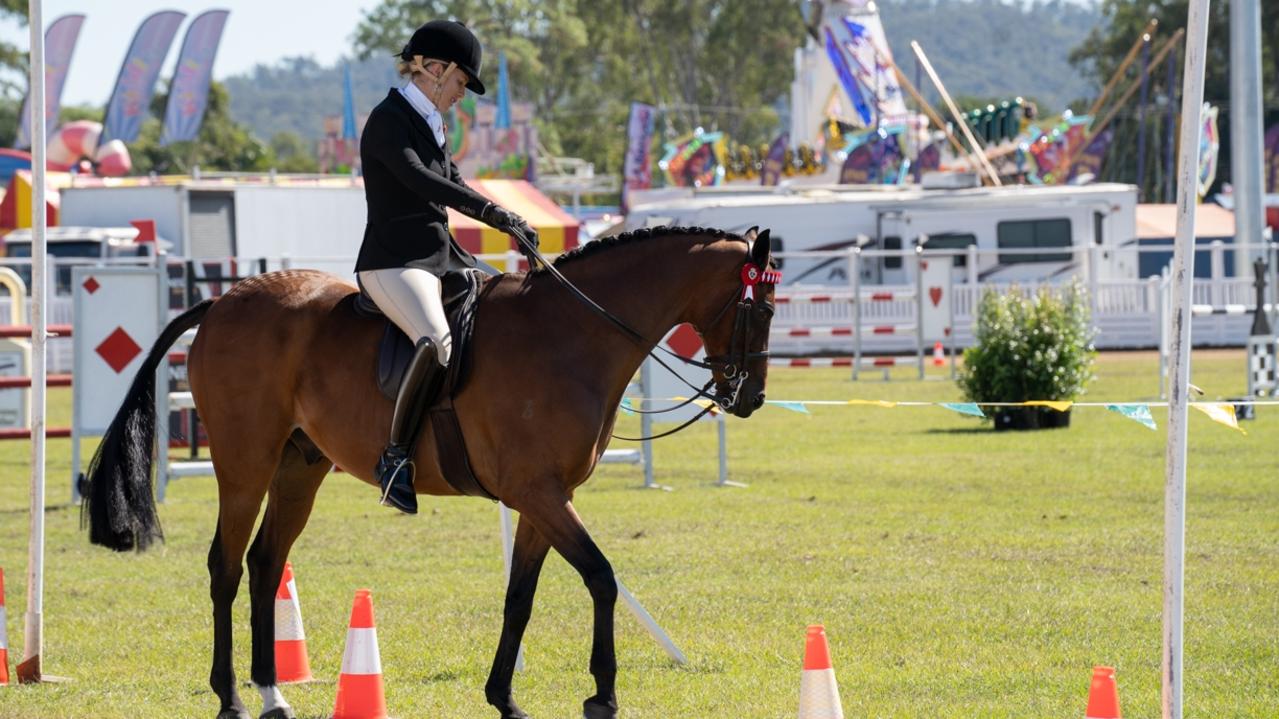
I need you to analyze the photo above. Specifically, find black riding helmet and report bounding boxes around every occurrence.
[400,20,486,95]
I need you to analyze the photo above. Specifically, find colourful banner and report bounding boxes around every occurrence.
[838,15,908,122]
[341,62,357,141]
[16,14,85,150]
[103,10,186,143]
[1068,128,1114,183]
[161,10,229,146]
[660,131,725,188]
[823,27,872,125]
[761,132,789,186]
[839,142,874,184]
[621,102,656,213]
[1263,123,1278,194]
[915,141,940,175]
[1197,103,1219,198]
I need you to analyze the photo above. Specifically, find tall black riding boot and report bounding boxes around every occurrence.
[376,337,447,514]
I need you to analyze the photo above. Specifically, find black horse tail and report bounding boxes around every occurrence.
[84,299,215,552]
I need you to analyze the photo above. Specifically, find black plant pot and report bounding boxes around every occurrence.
[993,407,1072,431]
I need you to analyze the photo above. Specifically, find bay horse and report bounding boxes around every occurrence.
[84,226,779,719]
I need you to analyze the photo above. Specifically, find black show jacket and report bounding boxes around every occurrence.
[355,88,489,274]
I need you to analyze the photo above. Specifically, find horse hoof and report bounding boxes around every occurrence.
[259,708,296,719]
[216,710,252,719]
[582,697,617,719]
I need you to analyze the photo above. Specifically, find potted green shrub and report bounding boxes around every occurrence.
[958,281,1097,430]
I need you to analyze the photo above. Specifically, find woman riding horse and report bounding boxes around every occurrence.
[358,19,538,514]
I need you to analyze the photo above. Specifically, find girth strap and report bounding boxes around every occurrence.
[429,404,496,500]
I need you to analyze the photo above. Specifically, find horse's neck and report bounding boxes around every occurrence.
[551,238,740,398]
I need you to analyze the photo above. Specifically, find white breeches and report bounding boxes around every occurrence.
[358,267,452,365]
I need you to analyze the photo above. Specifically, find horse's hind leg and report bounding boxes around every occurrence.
[518,493,619,719]
[245,432,331,719]
[485,515,551,719]
[207,434,291,719]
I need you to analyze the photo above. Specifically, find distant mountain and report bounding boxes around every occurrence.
[223,56,402,142]
[877,0,1101,113]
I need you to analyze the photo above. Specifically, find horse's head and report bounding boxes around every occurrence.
[695,227,778,419]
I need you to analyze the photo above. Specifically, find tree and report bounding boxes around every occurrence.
[128,82,272,174]
[351,0,804,174]
[269,131,320,173]
[1069,0,1279,199]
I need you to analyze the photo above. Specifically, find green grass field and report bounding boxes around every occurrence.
[1,351,1276,718]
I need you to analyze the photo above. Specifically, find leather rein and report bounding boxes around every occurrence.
[508,229,777,440]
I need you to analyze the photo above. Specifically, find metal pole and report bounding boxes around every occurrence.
[1229,0,1265,272]
[911,41,1001,186]
[19,0,48,684]
[850,248,862,380]
[1136,35,1152,197]
[615,579,687,665]
[1164,46,1177,204]
[915,246,924,379]
[639,360,654,489]
[1163,1,1211,716]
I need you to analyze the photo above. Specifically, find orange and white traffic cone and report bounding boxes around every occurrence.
[1085,665,1122,719]
[798,624,843,719]
[274,562,313,684]
[333,589,387,719]
[932,341,946,367]
[0,567,8,686]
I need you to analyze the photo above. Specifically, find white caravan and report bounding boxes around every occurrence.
[623,180,1140,287]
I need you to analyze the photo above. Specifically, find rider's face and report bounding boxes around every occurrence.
[423,64,469,113]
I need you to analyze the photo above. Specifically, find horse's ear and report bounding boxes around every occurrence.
[751,228,771,266]
[743,226,759,241]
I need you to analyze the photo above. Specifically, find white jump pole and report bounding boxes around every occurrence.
[20,0,49,684]
[1163,2,1210,717]
[498,504,686,665]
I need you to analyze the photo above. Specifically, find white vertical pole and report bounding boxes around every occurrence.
[1164,2,1211,717]
[911,41,1001,187]
[20,0,47,683]
[1229,0,1265,272]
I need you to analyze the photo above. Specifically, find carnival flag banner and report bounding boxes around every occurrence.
[1264,124,1279,194]
[1068,129,1114,182]
[621,102,656,213]
[1197,103,1220,198]
[103,10,186,143]
[15,14,86,150]
[161,10,230,146]
[761,132,789,186]
[839,142,875,184]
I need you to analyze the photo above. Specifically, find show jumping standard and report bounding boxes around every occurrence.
[84,226,779,719]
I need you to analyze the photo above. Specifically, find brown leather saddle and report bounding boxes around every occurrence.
[354,268,496,500]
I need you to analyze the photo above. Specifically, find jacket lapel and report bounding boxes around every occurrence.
[388,89,446,155]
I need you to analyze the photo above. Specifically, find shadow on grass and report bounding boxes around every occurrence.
[922,427,992,435]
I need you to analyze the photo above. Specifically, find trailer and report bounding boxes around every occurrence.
[624,180,1141,286]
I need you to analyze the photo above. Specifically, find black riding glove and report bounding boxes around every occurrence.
[481,203,540,264]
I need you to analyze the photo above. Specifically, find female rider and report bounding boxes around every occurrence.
[356,19,538,514]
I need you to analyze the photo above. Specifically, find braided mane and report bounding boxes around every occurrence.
[545,225,747,272]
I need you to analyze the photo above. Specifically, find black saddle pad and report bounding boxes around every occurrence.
[355,268,490,402]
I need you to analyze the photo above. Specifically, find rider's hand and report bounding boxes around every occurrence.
[482,203,539,264]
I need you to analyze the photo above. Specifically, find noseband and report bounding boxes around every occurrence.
[700,262,780,410]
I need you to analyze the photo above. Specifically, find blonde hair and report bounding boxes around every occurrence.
[396,55,448,78]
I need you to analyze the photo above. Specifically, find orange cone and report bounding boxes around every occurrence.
[798,624,843,719]
[932,341,946,367]
[333,589,387,719]
[274,562,313,683]
[0,567,8,686]
[1085,665,1122,719]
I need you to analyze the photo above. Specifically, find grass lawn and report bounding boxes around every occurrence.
[0,350,1275,718]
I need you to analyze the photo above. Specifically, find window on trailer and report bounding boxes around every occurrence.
[883,236,902,269]
[996,219,1071,264]
[921,233,977,267]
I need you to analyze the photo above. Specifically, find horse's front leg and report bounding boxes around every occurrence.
[485,514,551,719]
[522,495,618,719]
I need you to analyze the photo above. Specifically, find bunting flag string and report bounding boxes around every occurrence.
[617,396,1277,436]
